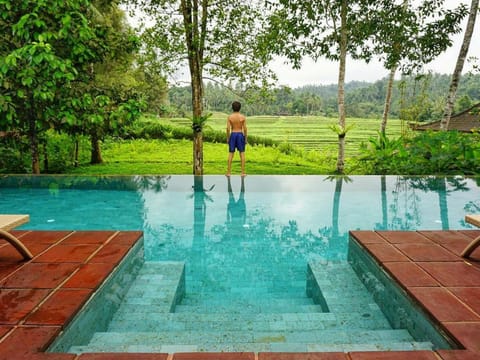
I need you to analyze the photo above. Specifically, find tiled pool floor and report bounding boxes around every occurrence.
[1,229,479,360]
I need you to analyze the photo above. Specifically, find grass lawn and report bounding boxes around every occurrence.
[66,138,339,175]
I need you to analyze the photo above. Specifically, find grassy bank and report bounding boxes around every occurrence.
[65,138,339,175]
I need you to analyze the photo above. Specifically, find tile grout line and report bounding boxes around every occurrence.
[0,231,75,286]
[82,231,121,264]
[19,231,119,326]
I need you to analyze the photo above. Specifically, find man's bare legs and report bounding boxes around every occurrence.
[240,151,246,176]
[226,151,246,176]
[226,152,234,176]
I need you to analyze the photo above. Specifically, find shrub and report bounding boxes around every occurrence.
[358,130,480,175]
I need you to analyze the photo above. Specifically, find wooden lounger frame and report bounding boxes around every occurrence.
[0,215,33,260]
[462,215,480,259]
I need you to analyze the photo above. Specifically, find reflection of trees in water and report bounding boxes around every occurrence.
[136,175,173,259]
[389,176,422,230]
[133,175,171,192]
[408,176,468,230]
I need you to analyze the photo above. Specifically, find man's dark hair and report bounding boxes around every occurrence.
[232,101,241,112]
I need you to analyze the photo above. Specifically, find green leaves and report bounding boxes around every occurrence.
[359,130,480,175]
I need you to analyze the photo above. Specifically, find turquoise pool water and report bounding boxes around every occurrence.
[1,175,479,353]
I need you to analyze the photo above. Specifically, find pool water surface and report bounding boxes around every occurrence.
[1,175,479,353]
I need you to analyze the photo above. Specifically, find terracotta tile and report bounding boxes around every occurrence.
[419,230,471,255]
[409,287,480,322]
[0,289,50,324]
[33,244,101,263]
[0,325,12,339]
[449,287,480,315]
[422,230,480,259]
[259,353,347,360]
[350,231,386,244]
[362,243,409,262]
[395,243,459,262]
[8,230,29,237]
[89,244,131,264]
[62,262,116,289]
[0,248,26,264]
[1,262,79,289]
[443,322,480,352]
[172,353,255,360]
[349,351,438,360]
[0,242,51,262]
[460,230,480,240]
[418,262,480,287]
[17,231,73,245]
[79,354,168,360]
[2,352,77,360]
[26,288,92,326]
[0,325,61,357]
[112,231,143,246]
[377,231,431,244]
[419,231,472,247]
[382,262,438,287]
[0,244,27,263]
[60,231,116,245]
[0,263,22,280]
[436,349,480,360]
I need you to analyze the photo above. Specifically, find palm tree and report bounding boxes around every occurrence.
[441,0,479,130]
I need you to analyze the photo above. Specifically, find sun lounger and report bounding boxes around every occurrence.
[462,215,480,258]
[0,214,33,260]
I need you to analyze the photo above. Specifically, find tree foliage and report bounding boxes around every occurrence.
[0,0,108,173]
[126,0,275,174]
[1,0,147,172]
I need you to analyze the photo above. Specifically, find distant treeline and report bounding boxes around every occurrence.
[166,73,480,122]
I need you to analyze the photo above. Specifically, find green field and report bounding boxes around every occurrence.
[66,114,410,176]
[159,113,407,156]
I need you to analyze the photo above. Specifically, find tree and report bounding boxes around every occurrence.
[265,0,383,173]
[76,0,145,164]
[373,0,467,136]
[441,0,479,130]
[0,0,108,173]
[128,0,274,175]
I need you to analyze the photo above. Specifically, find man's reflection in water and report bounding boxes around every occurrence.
[227,176,247,239]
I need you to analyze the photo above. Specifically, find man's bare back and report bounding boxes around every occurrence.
[227,112,246,133]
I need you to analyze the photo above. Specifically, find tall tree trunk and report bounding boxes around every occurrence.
[74,137,79,168]
[28,103,40,174]
[90,133,103,164]
[336,0,348,174]
[380,65,398,136]
[192,68,204,175]
[441,0,479,130]
[182,0,205,175]
[42,142,49,173]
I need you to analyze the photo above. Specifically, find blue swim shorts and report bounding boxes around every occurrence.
[229,132,246,152]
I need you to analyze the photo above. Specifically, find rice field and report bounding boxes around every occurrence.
[160,113,408,156]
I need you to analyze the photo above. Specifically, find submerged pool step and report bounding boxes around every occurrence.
[107,310,391,333]
[69,341,434,354]
[69,329,433,354]
[174,303,324,314]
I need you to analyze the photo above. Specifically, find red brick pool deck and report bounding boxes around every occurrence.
[1,229,479,360]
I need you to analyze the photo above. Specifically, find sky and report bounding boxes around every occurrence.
[126,1,480,88]
[271,1,480,87]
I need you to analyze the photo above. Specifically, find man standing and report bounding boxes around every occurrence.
[226,101,247,176]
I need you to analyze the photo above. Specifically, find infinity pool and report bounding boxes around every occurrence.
[1,175,479,353]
